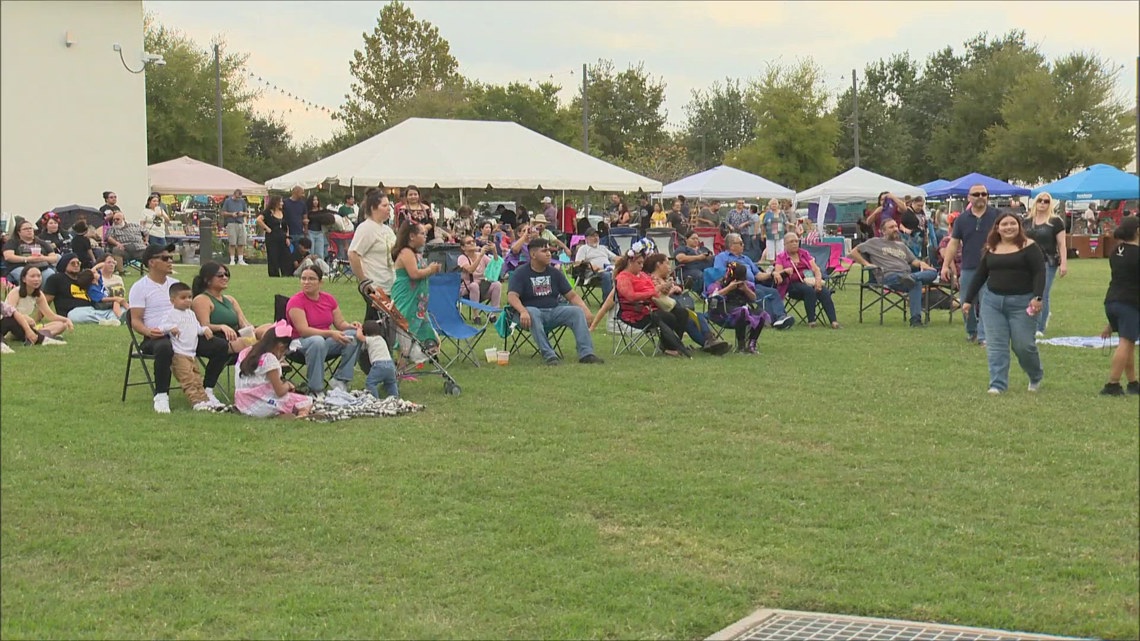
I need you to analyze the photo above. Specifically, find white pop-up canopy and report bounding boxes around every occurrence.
[266,117,663,193]
[796,167,925,204]
[149,156,267,196]
[658,165,795,200]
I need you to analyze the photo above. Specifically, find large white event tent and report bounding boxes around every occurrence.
[658,165,795,200]
[796,167,925,204]
[265,117,662,194]
[149,156,267,196]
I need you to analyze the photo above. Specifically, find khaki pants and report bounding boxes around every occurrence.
[171,354,208,405]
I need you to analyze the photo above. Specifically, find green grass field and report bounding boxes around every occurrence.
[1,259,1136,640]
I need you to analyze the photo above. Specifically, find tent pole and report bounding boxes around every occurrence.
[460,188,465,207]
[561,190,565,232]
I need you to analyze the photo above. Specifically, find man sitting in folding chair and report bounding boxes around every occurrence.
[712,233,795,330]
[572,229,617,305]
[849,218,939,328]
[506,237,605,367]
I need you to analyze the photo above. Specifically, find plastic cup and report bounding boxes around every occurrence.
[484,347,498,364]
[238,325,255,338]
[497,350,509,366]
[30,245,41,257]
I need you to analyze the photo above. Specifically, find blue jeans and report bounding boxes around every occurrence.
[756,283,787,321]
[67,305,121,324]
[959,268,986,342]
[682,311,714,345]
[785,281,837,323]
[525,305,596,361]
[1037,262,1057,333]
[148,235,169,248]
[597,270,613,304]
[298,328,360,392]
[881,269,938,322]
[365,359,399,398]
[7,266,55,284]
[980,289,1043,391]
[308,230,328,262]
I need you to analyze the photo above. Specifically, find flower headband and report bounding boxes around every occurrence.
[273,319,292,338]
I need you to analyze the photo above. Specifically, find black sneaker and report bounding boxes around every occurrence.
[910,317,924,328]
[702,340,731,356]
[1127,381,1140,395]
[544,357,561,366]
[773,316,794,330]
[1100,382,1125,396]
[578,354,604,364]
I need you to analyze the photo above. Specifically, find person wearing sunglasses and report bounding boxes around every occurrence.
[941,184,1000,345]
[1024,191,1067,338]
[129,243,231,414]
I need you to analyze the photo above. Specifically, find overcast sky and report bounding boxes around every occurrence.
[146,0,1139,144]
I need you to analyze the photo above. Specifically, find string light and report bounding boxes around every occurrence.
[245,70,336,116]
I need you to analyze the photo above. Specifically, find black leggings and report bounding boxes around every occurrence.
[140,335,230,394]
[628,306,689,352]
[1,316,42,344]
[265,232,292,278]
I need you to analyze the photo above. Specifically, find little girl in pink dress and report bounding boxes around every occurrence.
[234,320,313,418]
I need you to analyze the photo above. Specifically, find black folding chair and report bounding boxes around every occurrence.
[501,306,568,359]
[274,294,343,391]
[858,267,910,325]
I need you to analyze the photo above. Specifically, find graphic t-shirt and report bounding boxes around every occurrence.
[508,263,572,309]
[43,273,92,316]
[854,237,917,276]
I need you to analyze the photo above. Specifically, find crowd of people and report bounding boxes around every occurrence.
[2,181,1136,409]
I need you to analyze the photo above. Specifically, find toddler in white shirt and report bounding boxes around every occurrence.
[160,283,217,410]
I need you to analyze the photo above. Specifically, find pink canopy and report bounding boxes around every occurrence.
[147,156,267,196]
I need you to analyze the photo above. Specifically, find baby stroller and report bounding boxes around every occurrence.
[358,282,462,397]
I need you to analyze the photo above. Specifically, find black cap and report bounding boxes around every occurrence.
[142,242,177,264]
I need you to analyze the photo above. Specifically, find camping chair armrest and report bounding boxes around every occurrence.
[458,298,500,314]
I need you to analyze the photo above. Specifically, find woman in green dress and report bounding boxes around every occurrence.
[390,222,442,354]
[191,261,275,354]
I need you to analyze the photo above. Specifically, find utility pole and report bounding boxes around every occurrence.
[852,68,860,168]
[581,63,589,153]
[215,44,223,168]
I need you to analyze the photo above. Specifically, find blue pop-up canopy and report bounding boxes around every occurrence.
[926,172,1031,198]
[918,178,950,193]
[1031,164,1140,201]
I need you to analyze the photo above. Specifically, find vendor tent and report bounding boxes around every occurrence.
[918,178,951,194]
[148,156,267,196]
[796,167,925,204]
[265,117,662,193]
[925,172,1030,198]
[658,165,794,200]
[1030,164,1140,201]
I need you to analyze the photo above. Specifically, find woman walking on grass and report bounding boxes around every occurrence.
[1098,215,1139,396]
[1024,191,1067,338]
[961,213,1046,395]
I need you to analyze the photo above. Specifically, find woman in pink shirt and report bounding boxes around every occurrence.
[774,232,840,329]
[285,264,362,394]
[457,235,501,323]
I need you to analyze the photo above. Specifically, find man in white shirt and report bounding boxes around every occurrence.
[128,242,230,413]
[573,229,617,303]
[349,190,398,322]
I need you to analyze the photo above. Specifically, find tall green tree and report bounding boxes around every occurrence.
[726,59,839,190]
[143,16,255,170]
[603,135,701,186]
[336,0,460,140]
[461,81,578,146]
[569,59,667,159]
[928,30,1046,179]
[242,112,324,183]
[832,86,914,180]
[681,78,757,170]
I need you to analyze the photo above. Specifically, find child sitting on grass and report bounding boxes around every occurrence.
[234,320,314,418]
[78,267,126,320]
[159,282,216,412]
[362,319,398,399]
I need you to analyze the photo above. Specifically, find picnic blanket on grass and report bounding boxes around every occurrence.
[1036,336,1131,349]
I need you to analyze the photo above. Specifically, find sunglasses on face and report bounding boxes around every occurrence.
[1038,199,1051,204]
[970,192,989,197]
[215,272,230,278]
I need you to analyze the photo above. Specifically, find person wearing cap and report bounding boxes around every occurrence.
[41,253,122,325]
[128,242,231,414]
[507,237,604,366]
[530,213,570,256]
[541,196,557,224]
[573,229,617,303]
[221,189,249,266]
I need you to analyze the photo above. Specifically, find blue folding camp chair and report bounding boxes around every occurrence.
[606,227,639,256]
[427,272,499,368]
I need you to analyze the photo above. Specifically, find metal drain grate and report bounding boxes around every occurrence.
[708,609,1086,641]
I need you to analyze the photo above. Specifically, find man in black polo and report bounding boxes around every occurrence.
[941,184,999,344]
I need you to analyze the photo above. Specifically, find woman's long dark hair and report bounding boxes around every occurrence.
[308,195,321,211]
[391,222,421,261]
[983,212,1027,252]
[1113,215,1139,241]
[192,261,227,297]
[17,265,43,298]
[240,331,292,377]
[262,195,283,216]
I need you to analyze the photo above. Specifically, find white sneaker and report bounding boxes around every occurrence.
[193,401,214,411]
[237,258,248,266]
[153,393,171,414]
[0,341,13,354]
[229,258,236,266]
[1034,331,1044,339]
[98,318,121,327]
[329,379,349,393]
[204,388,224,407]
[41,336,67,346]
[987,387,1002,395]
[1028,380,1042,392]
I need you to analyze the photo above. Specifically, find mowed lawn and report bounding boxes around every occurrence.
[1,258,1136,640]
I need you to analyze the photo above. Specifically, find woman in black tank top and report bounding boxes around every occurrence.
[1024,192,1067,336]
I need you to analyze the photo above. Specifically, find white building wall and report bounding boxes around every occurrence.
[1,0,148,224]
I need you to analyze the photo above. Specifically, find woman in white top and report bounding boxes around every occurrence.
[141,194,171,247]
[4,266,72,339]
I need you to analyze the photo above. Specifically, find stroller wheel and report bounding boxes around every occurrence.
[443,381,461,396]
